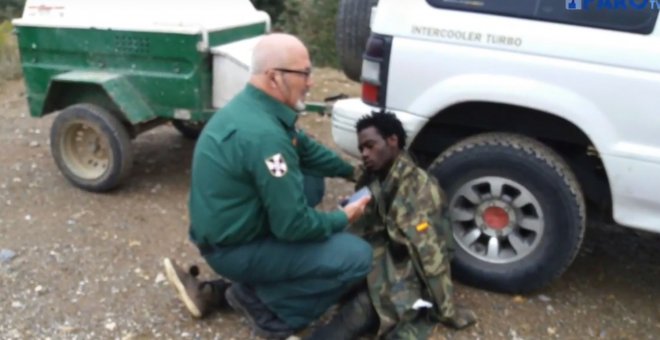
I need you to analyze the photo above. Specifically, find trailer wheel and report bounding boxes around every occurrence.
[428,133,585,293]
[172,120,205,140]
[336,0,378,82]
[50,104,133,192]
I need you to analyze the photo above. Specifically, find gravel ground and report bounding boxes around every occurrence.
[1,69,659,340]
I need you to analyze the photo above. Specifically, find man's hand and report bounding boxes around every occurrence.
[442,305,477,329]
[342,196,371,223]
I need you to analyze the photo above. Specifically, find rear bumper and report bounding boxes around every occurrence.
[331,98,428,158]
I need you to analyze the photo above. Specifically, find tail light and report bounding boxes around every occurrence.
[361,34,392,107]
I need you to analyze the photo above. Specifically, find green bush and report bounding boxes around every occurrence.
[0,0,25,22]
[251,0,286,26]
[0,21,21,81]
[278,0,340,68]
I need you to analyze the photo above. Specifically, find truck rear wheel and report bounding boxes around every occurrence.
[336,0,378,82]
[50,104,133,192]
[428,133,585,293]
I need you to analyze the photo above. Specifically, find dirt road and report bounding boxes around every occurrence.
[1,70,659,339]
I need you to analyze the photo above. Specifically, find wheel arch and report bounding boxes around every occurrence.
[410,101,613,217]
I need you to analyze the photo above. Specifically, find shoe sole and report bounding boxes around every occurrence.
[225,287,293,339]
[163,258,202,318]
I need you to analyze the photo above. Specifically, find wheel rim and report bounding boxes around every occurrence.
[450,176,545,264]
[59,121,110,180]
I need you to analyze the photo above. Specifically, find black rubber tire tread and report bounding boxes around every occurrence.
[50,104,133,192]
[336,0,378,82]
[428,132,586,293]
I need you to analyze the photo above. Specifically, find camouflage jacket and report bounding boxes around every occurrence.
[351,153,457,338]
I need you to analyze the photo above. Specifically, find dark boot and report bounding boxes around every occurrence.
[163,258,229,318]
[304,290,379,340]
[225,283,295,339]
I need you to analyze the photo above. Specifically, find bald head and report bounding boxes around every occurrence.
[251,33,309,75]
[249,33,313,111]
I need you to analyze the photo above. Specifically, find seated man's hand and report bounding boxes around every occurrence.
[342,196,371,224]
[442,305,477,329]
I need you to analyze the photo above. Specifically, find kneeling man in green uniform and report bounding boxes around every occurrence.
[163,33,371,338]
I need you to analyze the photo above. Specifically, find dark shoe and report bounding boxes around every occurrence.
[163,258,229,318]
[304,290,378,340]
[225,283,295,339]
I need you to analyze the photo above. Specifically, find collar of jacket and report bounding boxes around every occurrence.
[368,152,417,213]
[382,152,417,188]
[244,83,298,129]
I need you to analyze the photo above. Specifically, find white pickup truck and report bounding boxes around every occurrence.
[333,0,660,294]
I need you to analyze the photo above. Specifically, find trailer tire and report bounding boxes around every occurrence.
[50,104,133,192]
[428,133,586,293]
[336,0,378,82]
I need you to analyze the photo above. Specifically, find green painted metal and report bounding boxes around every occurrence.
[48,71,155,123]
[304,102,328,115]
[14,23,264,123]
[208,22,267,47]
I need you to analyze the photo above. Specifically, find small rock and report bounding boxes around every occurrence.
[29,141,39,147]
[546,305,555,314]
[538,294,551,302]
[512,295,525,303]
[105,321,116,331]
[0,249,16,263]
[12,177,21,183]
[181,332,191,337]
[35,285,44,294]
[509,329,523,340]
[25,215,32,221]
[154,273,166,284]
[59,325,77,333]
[547,327,556,336]
[588,327,595,337]
[11,301,23,308]
[150,184,162,194]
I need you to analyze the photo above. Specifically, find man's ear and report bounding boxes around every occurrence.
[265,70,277,87]
[386,135,399,148]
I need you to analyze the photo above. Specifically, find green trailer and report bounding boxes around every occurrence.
[12,0,273,191]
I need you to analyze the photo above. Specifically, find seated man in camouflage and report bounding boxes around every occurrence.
[307,112,477,339]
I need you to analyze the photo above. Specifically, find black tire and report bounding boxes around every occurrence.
[172,120,205,140]
[336,0,378,82]
[428,133,585,293]
[50,104,133,192]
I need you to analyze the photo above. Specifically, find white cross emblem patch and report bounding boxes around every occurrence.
[265,153,288,178]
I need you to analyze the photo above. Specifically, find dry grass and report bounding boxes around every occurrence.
[0,21,21,82]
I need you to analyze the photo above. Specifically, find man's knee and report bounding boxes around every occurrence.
[329,233,373,279]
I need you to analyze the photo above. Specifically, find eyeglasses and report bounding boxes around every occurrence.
[273,67,312,78]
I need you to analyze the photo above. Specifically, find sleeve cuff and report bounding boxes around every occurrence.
[329,210,349,232]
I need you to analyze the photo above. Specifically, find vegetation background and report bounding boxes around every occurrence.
[0,0,339,84]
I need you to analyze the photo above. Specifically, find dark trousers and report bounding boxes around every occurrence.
[203,232,372,329]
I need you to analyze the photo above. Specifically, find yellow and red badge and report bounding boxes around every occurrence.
[416,221,430,232]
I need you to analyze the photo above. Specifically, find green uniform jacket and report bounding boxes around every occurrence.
[189,84,354,246]
[351,153,458,338]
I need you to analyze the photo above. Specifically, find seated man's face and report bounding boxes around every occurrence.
[358,126,399,173]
